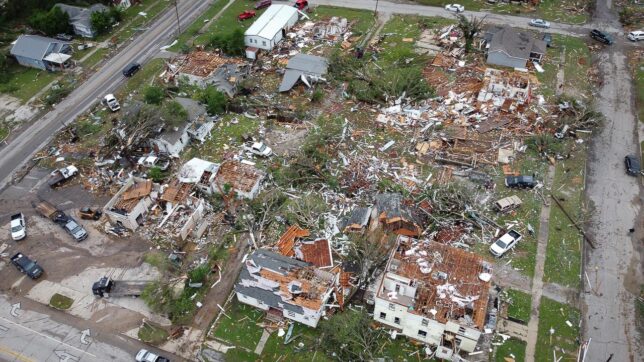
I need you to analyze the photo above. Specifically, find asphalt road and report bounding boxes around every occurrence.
[0,0,215,191]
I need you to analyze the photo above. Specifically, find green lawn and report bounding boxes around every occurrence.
[117,58,165,99]
[535,297,581,361]
[81,48,109,69]
[0,64,59,102]
[636,61,644,123]
[503,288,532,323]
[138,321,169,345]
[169,0,240,51]
[49,293,74,310]
[543,148,586,288]
[536,35,591,101]
[210,302,265,352]
[0,125,8,141]
[494,337,526,362]
[415,0,589,24]
[108,0,171,44]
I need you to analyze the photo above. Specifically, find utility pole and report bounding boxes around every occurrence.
[174,0,181,34]
[374,0,379,17]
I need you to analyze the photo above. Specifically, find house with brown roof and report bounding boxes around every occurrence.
[104,177,156,230]
[373,235,493,356]
[234,249,338,327]
[275,225,334,268]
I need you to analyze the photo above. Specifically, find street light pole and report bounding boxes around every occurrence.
[374,0,379,17]
[174,0,181,34]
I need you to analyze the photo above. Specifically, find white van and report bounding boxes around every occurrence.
[628,31,644,41]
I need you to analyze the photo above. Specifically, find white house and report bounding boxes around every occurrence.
[244,5,299,54]
[373,236,492,355]
[104,177,156,230]
[178,158,220,195]
[235,249,338,328]
[151,123,191,157]
[151,98,214,157]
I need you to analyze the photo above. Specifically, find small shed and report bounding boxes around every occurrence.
[244,5,299,52]
[279,54,328,92]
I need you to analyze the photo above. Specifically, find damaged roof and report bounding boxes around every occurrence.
[279,54,328,92]
[275,226,333,268]
[215,160,265,193]
[374,193,420,224]
[177,51,243,78]
[112,179,152,212]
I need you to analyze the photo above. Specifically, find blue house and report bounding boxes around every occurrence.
[10,35,72,71]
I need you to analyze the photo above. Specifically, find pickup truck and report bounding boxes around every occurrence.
[48,165,78,187]
[11,252,44,279]
[10,213,26,240]
[244,141,273,157]
[92,276,148,298]
[35,201,88,242]
[135,349,170,362]
[103,94,120,112]
[489,230,522,257]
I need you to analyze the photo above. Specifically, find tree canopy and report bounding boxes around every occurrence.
[28,6,70,36]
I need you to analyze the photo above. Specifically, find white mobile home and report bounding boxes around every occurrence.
[244,5,299,52]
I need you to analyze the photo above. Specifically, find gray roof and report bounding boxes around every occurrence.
[279,54,328,92]
[55,3,108,28]
[487,26,546,60]
[341,206,372,231]
[249,249,310,272]
[175,97,206,121]
[374,193,418,224]
[10,35,67,60]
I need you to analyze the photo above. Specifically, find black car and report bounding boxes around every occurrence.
[505,175,537,189]
[122,62,141,77]
[542,33,553,47]
[590,29,613,45]
[11,252,44,279]
[625,155,640,176]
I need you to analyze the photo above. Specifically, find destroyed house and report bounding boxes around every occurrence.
[235,249,337,328]
[373,236,492,354]
[275,225,334,268]
[372,194,423,236]
[484,26,546,69]
[104,177,155,230]
[279,54,328,92]
[176,51,247,97]
[178,158,220,195]
[175,97,215,143]
[477,68,531,107]
[54,3,109,38]
[342,206,372,234]
[244,5,299,52]
[151,122,191,157]
[214,160,265,199]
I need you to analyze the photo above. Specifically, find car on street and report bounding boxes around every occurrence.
[529,19,550,28]
[445,4,464,12]
[490,230,522,257]
[590,29,613,45]
[255,0,272,9]
[11,252,44,279]
[627,30,644,41]
[136,349,170,362]
[103,94,120,112]
[505,175,537,189]
[122,62,141,77]
[238,10,256,21]
[542,33,553,47]
[47,165,79,187]
[10,213,26,240]
[625,155,641,176]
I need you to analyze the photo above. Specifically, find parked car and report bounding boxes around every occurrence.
[255,0,272,9]
[62,217,88,242]
[490,230,522,257]
[294,0,308,10]
[55,33,73,41]
[47,165,79,187]
[103,94,120,112]
[10,213,26,241]
[138,155,170,171]
[135,349,170,362]
[529,19,550,28]
[35,201,88,242]
[79,207,102,221]
[494,195,523,213]
[542,33,553,47]
[505,175,537,189]
[122,62,141,77]
[625,155,641,176]
[444,4,464,12]
[244,141,273,157]
[238,10,256,21]
[627,30,644,41]
[590,29,613,45]
[11,252,44,279]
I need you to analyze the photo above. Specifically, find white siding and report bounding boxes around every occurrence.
[244,5,298,51]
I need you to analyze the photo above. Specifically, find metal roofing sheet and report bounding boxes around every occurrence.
[245,5,298,40]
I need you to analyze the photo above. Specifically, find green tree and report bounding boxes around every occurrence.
[208,28,245,56]
[456,14,485,53]
[162,100,188,126]
[200,86,227,115]
[321,310,384,361]
[143,85,164,104]
[147,167,166,182]
[108,6,122,22]
[29,7,70,36]
[90,10,112,36]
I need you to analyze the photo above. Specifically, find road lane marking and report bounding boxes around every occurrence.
[0,317,96,358]
[0,344,35,362]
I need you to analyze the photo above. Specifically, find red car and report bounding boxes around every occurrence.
[255,0,272,9]
[294,0,308,10]
[238,10,256,21]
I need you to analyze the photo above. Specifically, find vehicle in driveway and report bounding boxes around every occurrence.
[79,207,102,220]
[294,0,308,10]
[590,29,613,45]
[244,141,273,157]
[48,165,78,187]
[490,230,522,257]
[625,155,641,176]
[62,217,88,242]
[122,62,141,77]
[135,349,170,362]
[444,4,464,12]
[529,19,550,28]
[10,213,26,241]
[505,175,537,189]
[627,30,644,41]
[11,252,44,279]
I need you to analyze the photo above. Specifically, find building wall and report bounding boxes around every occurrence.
[105,196,151,230]
[486,51,526,69]
[374,296,445,347]
[244,35,273,50]
[14,55,46,70]
[236,291,323,328]
[152,132,189,157]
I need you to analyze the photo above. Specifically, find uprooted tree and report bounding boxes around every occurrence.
[455,14,485,53]
[345,229,394,287]
[320,309,386,361]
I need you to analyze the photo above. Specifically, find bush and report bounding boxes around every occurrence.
[143,86,164,104]
[311,88,324,103]
[108,7,123,23]
[208,28,245,56]
[29,7,70,36]
[188,264,209,284]
[44,83,72,105]
[148,167,166,182]
[200,85,227,115]
[90,10,112,36]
